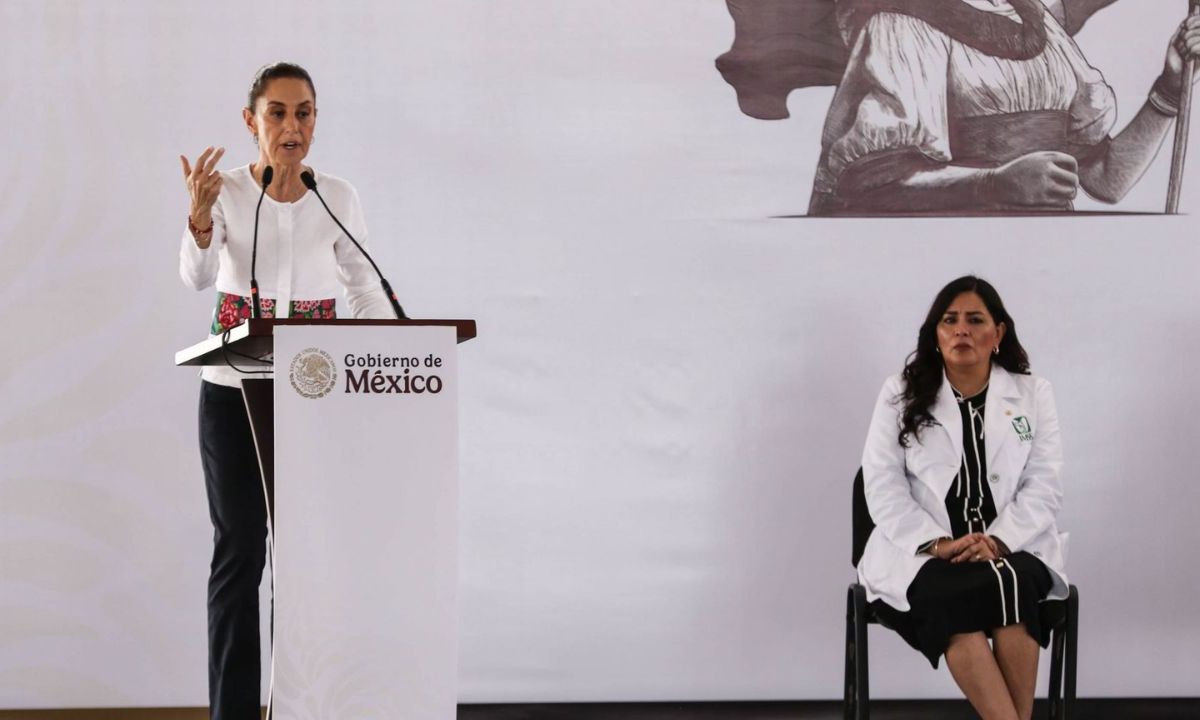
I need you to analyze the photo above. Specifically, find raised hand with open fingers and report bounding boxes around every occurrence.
[180,146,225,247]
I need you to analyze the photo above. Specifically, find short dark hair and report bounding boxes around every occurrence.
[247,62,316,111]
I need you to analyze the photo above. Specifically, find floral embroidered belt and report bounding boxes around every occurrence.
[211,291,336,334]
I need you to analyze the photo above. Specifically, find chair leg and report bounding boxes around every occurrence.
[852,585,870,720]
[1064,585,1079,720]
[844,587,856,720]
[1048,620,1064,720]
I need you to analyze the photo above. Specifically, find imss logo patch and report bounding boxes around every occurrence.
[1011,416,1033,442]
[289,347,338,399]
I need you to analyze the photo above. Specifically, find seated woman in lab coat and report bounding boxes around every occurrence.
[859,275,1067,720]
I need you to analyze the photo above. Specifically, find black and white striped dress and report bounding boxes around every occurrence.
[872,386,1054,668]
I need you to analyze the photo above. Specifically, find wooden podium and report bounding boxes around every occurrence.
[177,318,475,719]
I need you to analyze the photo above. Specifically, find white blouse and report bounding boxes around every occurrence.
[180,164,393,388]
[814,0,1117,195]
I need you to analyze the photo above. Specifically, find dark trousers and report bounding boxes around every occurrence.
[199,381,268,720]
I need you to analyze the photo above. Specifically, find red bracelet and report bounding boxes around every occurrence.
[188,215,214,235]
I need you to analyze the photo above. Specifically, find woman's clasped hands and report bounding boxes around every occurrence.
[930,533,1007,564]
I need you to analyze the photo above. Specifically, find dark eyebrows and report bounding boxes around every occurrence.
[942,310,987,317]
[264,100,314,108]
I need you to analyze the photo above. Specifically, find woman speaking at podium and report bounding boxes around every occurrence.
[859,277,1067,720]
[178,62,392,719]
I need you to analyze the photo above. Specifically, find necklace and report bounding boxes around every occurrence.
[953,381,990,403]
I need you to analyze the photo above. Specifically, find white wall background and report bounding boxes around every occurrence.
[1,0,1198,708]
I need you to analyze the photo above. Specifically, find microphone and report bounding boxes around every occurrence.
[300,170,407,319]
[250,165,273,319]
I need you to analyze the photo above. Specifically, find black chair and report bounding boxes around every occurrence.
[845,468,1078,720]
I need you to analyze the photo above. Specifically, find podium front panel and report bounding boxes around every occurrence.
[272,324,459,719]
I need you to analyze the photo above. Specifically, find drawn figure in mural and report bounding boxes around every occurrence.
[717,1,1200,215]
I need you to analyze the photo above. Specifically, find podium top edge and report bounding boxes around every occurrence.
[241,318,477,342]
[174,318,477,367]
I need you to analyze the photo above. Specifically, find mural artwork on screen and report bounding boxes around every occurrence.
[716,0,1199,216]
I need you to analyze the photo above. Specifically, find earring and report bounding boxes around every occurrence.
[993,346,1000,355]
[252,135,258,145]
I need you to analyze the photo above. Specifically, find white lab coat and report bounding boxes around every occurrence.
[858,365,1069,611]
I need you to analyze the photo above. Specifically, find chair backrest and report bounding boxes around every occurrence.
[851,467,875,568]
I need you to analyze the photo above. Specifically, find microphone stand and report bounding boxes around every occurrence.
[300,171,407,319]
[250,165,274,318]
